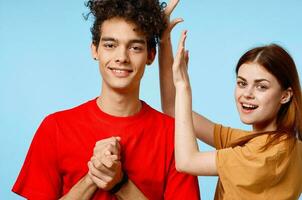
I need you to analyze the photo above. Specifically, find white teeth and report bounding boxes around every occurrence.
[110,68,132,73]
[113,69,124,73]
[112,69,129,74]
[242,103,257,109]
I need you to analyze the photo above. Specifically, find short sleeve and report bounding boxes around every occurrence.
[12,115,62,199]
[216,145,276,196]
[214,124,252,149]
[164,156,200,200]
[163,123,200,200]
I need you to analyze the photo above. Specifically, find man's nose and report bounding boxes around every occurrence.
[115,47,129,64]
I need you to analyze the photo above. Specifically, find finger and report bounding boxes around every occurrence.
[176,30,187,57]
[88,171,110,190]
[107,137,120,148]
[109,136,119,146]
[91,156,102,168]
[91,157,115,176]
[106,143,119,156]
[103,151,119,161]
[94,139,119,157]
[104,150,111,156]
[185,50,189,67]
[91,156,110,172]
[102,158,118,169]
[168,18,183,32]
[173,31,188,74]
[165,0,180,16]
[94,147,120,164]
[88,161,113,183]
[182,30,187,49]
[108,138,121,157]
[115,138,121,152]
[108,154,119,161]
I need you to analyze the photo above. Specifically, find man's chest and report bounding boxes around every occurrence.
[58,124,173,198]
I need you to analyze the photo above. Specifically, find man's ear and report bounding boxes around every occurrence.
[146,48,156,65]
[280,87,293,104]
[91,43,98,60]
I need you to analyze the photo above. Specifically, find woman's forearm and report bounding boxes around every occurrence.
[175,84,199,172]
[175,83,217,176]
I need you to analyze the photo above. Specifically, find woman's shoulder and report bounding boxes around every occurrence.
[244,136,302,171]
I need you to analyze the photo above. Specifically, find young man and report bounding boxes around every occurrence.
[12,0,200,199]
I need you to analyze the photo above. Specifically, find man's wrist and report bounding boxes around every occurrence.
[159,37,172,46]
[84,173,98,189]
[109,171,128,194]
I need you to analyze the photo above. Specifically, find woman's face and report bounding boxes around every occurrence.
[235,62,288,132]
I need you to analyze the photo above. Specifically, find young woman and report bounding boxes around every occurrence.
[159,25,302,200]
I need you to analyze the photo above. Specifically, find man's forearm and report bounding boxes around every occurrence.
[115,180,148,200]
[159,38,176,116]
[59,174,98,200]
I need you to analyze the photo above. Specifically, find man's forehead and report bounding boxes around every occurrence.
[100,19,147,43]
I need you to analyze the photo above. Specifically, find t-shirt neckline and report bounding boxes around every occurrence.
[90,97,149,125]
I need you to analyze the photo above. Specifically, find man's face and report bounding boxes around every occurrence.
[92,17,154,93]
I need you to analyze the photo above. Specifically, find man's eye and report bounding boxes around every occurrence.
[104,43,115,48]
[130,46,143,52]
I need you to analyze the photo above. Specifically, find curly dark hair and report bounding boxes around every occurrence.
[85,0,167,51]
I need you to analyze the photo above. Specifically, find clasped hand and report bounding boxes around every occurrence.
[88,136,123,191]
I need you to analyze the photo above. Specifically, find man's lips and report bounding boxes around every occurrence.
[108,67,133,77]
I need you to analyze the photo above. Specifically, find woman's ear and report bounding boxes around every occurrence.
[280,87,293,104]
[146,48,156,65]
[91,43,98,60]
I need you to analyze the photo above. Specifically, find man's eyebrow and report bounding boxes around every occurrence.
[100,37,146,44]
[101,37,116,42]
[129,39,146,44]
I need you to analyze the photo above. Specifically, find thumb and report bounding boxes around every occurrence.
[168,18,184,32]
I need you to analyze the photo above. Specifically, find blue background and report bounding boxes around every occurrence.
[1,0,301,199]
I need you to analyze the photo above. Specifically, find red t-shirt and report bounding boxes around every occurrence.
[13,98,200,199]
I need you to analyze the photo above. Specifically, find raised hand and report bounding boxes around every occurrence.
[161,0,183,42]
[172,30,190,88]
[88,137,123,190]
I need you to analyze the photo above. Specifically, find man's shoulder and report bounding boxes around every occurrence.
[144,102,174,124]
[48,98,95,120]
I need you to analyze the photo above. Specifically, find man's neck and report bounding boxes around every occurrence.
[97,86,141,117]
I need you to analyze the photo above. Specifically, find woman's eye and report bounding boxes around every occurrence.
[256,84,268,90]
[237,81,247,88]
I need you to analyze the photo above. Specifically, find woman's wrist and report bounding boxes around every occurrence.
[175,81,191,90]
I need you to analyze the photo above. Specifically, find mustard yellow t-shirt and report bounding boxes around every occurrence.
[214,124,302,200]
